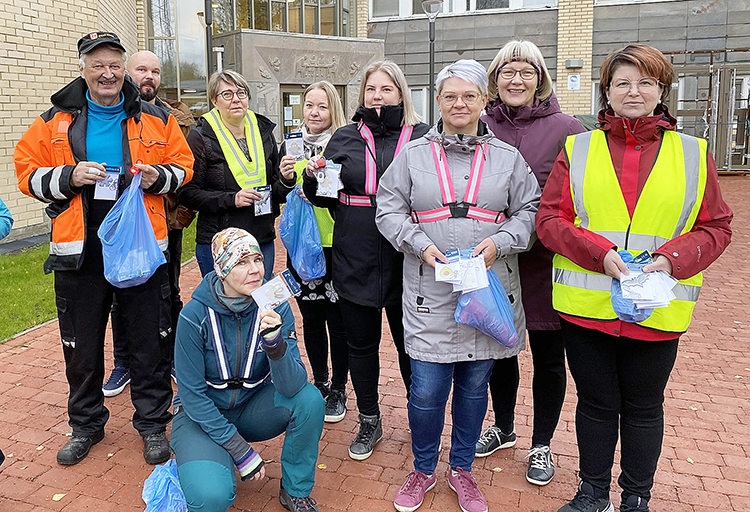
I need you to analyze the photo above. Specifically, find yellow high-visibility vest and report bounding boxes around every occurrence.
[552,129,707,333]
[203,109,266,188]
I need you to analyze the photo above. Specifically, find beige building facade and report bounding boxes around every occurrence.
[1,0,373,241]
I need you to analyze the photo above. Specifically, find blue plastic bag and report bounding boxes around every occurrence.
[611,250,654,323]
[142,459,187,512]
[279,186,326,281]
[455,269,518,348]
[98,171,166,288]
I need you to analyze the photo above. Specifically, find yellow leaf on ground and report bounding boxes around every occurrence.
[36,445,44,450]
[492,467,502,473]
[52,493,67,501]
[686,457,694,464]
[317,464,327,469]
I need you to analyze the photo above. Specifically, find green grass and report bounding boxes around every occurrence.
[0,221,198,344]
[0,244,56,343]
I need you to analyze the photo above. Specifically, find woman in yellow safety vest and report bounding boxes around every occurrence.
[278,81,350,424]
[537,44,732,512]
[179,70,291,280]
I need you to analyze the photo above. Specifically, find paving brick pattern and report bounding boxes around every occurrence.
[0,176,747,512]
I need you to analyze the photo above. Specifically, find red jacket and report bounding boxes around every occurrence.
[536,105,732,340]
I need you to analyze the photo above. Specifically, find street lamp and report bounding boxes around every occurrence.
[422,0,442,125]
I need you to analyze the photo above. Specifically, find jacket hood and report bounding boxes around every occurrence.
[50,75,143,119]
[425,118,493,146]
[486,92,562,125]
[598,103,676,142]
[352,103,405,135]
[190,272,238,314]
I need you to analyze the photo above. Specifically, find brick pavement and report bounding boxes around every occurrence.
[0,175,747,512]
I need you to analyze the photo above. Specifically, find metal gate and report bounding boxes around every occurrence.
[664,50,749,173]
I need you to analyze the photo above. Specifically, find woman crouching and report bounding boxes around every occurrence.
[171,228,325,512]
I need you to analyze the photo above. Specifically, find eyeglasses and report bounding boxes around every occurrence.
[610,77,662,93]
[217,89,248,101]
[439,92,481,106]
[497,68,537,81]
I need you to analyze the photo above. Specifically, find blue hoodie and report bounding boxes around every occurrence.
[174,271,306,459]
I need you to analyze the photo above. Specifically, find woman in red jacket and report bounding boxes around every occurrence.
[537,44,732,512]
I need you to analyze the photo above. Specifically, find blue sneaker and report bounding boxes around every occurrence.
[102,367,130,397]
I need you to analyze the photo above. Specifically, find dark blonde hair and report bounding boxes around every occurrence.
[208,70,250,103]
[358,60,421,126]
[487,40,553,102]
[304,81,347,133]
[599,43,673,110]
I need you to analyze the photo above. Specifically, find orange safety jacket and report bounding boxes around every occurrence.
[14,76,194,273]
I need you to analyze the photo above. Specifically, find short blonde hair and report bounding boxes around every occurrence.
[358,60,421,127]
[304,81,347,133]
[487,40,553,102]
[208,70,250,102]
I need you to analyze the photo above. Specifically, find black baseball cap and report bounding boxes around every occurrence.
[77,32,126,56]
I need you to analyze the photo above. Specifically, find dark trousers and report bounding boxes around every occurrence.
[54,232,174,436]
[489,329,567,446]
[297,298,349,390]
[112,228,183,367]
[338,297,411,416]
[562,319,678,502]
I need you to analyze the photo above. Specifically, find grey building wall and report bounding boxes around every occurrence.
[369,0,750,91]
[368,7,559,90]
[214,29,385,139]
[592,0,750,80]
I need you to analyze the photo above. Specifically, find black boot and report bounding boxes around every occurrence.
[142,431,170,465]
[57,430,105,465]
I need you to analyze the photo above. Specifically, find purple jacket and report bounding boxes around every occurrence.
[481,93,585,330]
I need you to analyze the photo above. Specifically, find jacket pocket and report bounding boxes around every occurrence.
[138,138,168,162]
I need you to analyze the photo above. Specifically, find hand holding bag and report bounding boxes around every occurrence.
[278,186,326,281]
[455,268,518,348]
[98,171,166,288]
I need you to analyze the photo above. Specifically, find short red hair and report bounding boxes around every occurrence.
[599,43,673,110]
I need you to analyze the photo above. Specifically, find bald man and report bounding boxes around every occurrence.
[103,50,196,399]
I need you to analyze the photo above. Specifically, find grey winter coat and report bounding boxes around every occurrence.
[375,123,540,363]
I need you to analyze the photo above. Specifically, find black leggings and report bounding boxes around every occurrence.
[489,329,567,446]
[562,319,678,502]
[297,298,349,391]
[337,297,411,417]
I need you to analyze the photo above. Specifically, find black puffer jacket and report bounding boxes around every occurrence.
[179,112,291,245]
[303,104,429,308]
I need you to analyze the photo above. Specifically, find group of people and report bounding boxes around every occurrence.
[14,29,731,512]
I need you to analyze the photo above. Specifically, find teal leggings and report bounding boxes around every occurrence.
[170,382,325,512]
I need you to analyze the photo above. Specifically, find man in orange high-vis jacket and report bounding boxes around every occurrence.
[14,32,194,467]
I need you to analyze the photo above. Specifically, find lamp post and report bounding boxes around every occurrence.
[422,0,442,125]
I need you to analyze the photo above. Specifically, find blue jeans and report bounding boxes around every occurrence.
[409,358,496,474]
[196,241,275,282]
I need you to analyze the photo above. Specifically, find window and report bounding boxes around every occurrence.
[147,0,208,114]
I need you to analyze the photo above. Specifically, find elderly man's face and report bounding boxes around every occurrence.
[80,45,125,106]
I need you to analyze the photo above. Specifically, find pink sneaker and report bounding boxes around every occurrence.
[448,468,488,512]
[394,470,437,512]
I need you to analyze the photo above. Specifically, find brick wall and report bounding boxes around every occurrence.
[98,0,139,55]
[555,0,594,115]
[0,0,139,242]
[357,0,368,38]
